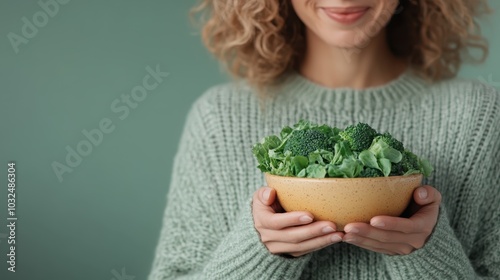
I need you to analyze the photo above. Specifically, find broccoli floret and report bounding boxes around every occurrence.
[402,151,420,171]
[339,123,378,152]
[359,167,383,177]
[391,150,420,175]
[379,132,404,152]
[390,161,404,176]
[284,129,332,156]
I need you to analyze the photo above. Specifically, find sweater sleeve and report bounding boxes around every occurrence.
[382,204,482,279]
[383,184,500,279]
[382,86,500,279]
[147,91,312,280]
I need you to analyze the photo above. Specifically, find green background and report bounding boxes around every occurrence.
[0,1,498,279]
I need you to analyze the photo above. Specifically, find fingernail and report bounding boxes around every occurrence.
[262,188,271,201]
[371,221,385,228]
[322,226,335,233]
[345,226,359,234]
[331,235,342,243]
[418,188,428,199]
[299,216,313,223]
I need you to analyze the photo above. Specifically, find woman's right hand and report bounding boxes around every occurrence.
[252,187,344,257]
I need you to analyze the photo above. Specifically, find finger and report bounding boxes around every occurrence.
[260,187,285,213]
[369,214,429,234]
[370,209,438,238]
[294,236,344,257]
[266,232,343,256]
[252,187,278,214]
[258,187,275,206]
[344,223,425,249]
[343,236,394,255]
[343,233,415,255]
[260,221,338,243]
[257,211,316,230]
[253,187,284,214]
[253,188,315,230]
[413,185,442,206]
[411,187,441,222]
[402,186,442,217]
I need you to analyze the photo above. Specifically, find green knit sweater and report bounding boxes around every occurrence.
[148,70,500,279]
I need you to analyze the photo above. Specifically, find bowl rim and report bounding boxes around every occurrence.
[264,172,423,182]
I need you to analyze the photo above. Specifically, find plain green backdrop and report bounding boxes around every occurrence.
[0,1,498,279]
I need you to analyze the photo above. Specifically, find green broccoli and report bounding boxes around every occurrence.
[379,132,404,152]
[252,119,433,178]
[390,150,420,175]
[359,167,384,177]
[284,129,333,156]
[339,123,378,152]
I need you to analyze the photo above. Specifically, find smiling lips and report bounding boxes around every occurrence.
[322,7,370,24]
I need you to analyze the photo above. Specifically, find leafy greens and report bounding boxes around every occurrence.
[252,120,433,178]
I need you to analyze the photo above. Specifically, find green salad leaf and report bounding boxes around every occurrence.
[252,120,433,178]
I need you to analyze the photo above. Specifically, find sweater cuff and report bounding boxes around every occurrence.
[203,198,312,279]
[382,205,475,279]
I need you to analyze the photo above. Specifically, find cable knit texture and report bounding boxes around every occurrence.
[148,70,500,280]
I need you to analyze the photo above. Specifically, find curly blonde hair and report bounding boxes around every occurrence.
[191,0,490,94]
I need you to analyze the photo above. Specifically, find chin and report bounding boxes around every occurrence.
[319,29,372,49]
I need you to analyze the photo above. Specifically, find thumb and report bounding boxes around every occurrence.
[414,185,441,206]
[259,187,276,206]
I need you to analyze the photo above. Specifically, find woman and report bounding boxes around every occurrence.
[149,0,499,279]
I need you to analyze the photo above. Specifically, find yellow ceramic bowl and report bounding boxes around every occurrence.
[265,173,423,231]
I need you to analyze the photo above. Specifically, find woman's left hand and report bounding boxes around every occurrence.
[342,185,441,255]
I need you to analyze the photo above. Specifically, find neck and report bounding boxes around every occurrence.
[299,28,407,89]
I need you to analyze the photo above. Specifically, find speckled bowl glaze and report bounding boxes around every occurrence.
[265,173,423,231]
